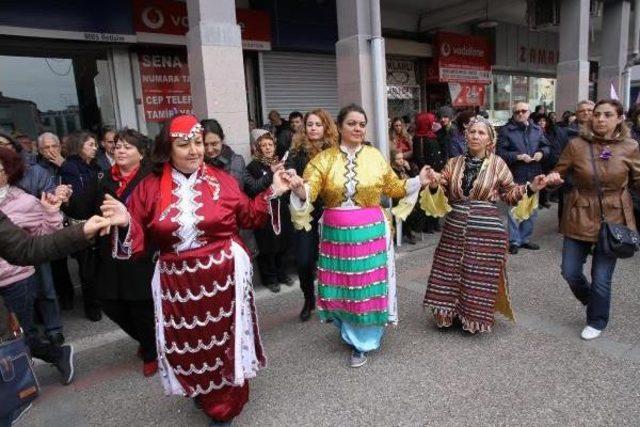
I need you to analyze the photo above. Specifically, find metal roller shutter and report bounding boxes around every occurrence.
[261,52,339,119]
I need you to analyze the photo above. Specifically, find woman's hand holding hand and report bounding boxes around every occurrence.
[271,170,292,197]
[83,215,112,239]
[53,184,73,204]
[545,172,564,187]
[420,166,441,189]
[530,174,547,192]
[40,192,62,213]
[285,170,307,200]
[100,194,129,227]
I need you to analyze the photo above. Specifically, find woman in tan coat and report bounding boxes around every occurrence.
[547,99,640,340]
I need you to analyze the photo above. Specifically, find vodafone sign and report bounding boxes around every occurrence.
[428,32,492,84]
[133,0,271,50]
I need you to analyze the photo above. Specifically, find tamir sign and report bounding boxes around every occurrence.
[138,48,194,123]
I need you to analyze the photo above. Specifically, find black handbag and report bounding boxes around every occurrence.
[588,144,640,258]
[0,315,40,418]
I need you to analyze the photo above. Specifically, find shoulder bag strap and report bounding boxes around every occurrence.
[588,143,606,222]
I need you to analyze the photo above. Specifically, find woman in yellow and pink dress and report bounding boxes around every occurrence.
[289,104,428,367]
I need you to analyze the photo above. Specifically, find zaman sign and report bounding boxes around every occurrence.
[428,32,492,84]
[132,0,271,50]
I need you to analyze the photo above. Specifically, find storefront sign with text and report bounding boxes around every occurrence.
[428,32,492,85]
[138,48,193,122]
[133,0,271,50]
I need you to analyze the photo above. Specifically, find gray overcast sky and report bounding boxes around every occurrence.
[0,56,78,111]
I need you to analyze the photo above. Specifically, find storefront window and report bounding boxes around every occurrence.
[0,53,116,139]
[489,73,556,125]
[387,86,421,121]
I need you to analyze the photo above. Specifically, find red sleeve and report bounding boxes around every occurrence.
[113,176,155,259]
[236,188,273,230]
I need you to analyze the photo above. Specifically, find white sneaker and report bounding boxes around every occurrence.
[580,326,602,340]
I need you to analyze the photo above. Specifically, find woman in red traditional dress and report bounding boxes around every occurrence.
[100,115,290,426]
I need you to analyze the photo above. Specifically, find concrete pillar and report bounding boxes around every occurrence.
[335,0,388,148]
[185,0,250,157]
[556,0,590,114]
[597,0,631,101]
[109,48,138,130]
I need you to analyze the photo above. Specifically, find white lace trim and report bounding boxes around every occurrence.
[170,169,205,254]
[159,250,233,275]
[190,378,235,396]
[163,302,235,329]
[161,275,233,302]
[174,358,223,376]
[165,332,231,354]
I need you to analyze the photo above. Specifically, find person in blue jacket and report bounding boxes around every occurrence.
[497,101,551,254]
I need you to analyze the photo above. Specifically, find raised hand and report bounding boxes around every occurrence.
[545,172,564,186]
[270,161,285,174]
[100,194,129,227]
[82,215,112,239]
[48,152,65,167]
[40,191,62,213]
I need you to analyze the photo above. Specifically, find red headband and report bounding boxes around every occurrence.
[169,115,202,140]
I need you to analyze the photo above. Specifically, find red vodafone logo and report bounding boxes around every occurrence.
[141,7,164,30]
[440,42,451,57]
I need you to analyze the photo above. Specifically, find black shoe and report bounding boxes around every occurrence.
[508,244,519,254]
[278,275,294,286]
[193,396,202,410]
[521,242,540,250]
[85,309,102,322]
[265,282,281,293]
[48,332,65,346]
[299,305,312,322]
[54,344,74,385]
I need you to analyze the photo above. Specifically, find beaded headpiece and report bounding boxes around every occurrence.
[466,115,497,151]
[169,115,203,140]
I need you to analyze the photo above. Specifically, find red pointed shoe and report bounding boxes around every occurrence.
[143,360,158,377]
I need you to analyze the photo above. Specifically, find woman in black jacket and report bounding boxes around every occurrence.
[244,129,291,293]
[67,129,158,376]
[286,109,338,320]
[60,130,103,321]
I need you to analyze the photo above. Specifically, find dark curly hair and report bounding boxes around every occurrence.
[0,147,26,185]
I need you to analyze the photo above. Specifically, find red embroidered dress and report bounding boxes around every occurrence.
[114,163,270,402]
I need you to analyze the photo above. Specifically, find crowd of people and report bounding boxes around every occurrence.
[1,97,639,426]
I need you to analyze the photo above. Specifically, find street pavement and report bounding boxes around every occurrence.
[22,205,640,426]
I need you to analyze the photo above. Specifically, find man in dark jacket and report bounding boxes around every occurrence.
[497,101,551,254]
[436,106,459,159]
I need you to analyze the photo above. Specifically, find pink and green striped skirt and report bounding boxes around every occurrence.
[317,207,389,326]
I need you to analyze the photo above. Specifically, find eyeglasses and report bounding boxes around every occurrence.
[514,109,529,115]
